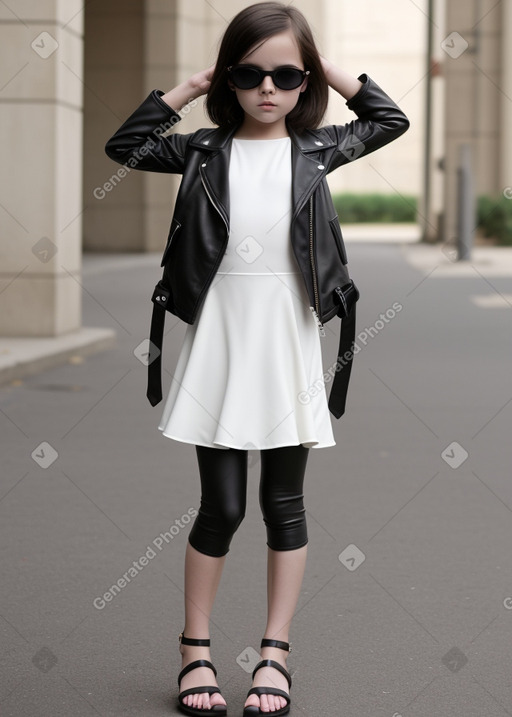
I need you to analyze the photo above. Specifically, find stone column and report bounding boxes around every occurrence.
[0,1,83,335]
[442,0,502,246]
[500,0,512,193]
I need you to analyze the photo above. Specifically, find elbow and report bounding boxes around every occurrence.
[397,114,411,135]
[385,114,410,141]
[104,139,123,164]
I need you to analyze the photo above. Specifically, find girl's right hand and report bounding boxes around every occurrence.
[188,64,216,98]
[160,64,216,111]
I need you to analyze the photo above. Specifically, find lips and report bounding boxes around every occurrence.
[259,102,276,107]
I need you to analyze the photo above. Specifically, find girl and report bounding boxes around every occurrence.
[105,3,409,715]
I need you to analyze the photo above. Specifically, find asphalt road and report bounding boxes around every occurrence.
[1,240,511,716]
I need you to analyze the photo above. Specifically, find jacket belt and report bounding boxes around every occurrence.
[146,281,170,407]
[327,303,356,419]
[146,280,358,418]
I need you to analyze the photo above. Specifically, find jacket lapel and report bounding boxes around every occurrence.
[289,128,337,218]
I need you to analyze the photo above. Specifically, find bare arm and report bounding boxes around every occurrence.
[160,64,216,111]
[320,57,363,101]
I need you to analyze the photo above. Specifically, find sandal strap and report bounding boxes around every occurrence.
[178,659,217,685]
[251,659,292,688]
[260,638,291,653]
[246,686,290,703]
[178,686,221,699]
[179,631,211,647]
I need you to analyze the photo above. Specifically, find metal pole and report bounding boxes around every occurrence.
[456,143,475,260]
[421,0,434,242]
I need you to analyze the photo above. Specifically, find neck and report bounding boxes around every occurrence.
[234,117,289,140]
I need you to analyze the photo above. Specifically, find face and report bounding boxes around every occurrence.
[228,28,308,133]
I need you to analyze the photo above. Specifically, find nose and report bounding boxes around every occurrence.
[259,75,276,94]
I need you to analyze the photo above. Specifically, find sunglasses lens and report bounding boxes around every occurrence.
[231,67,261,89]
[230,66,306,90]
[274,69,304,90]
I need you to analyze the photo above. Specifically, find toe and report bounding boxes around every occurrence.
[259,694,270,712]
[245,694,259,706]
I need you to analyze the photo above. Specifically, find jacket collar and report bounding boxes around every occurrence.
[188,124,337,153]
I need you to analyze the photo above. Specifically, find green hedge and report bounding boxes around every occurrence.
[330,192,512,245]
[331,193,417,223]
[477,195,512,246]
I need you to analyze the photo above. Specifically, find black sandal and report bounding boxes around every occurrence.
[177,632,227,716]
[242,638,292,717]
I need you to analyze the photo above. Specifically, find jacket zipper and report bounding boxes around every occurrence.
[200,163,229,233]
[309,195,325,336]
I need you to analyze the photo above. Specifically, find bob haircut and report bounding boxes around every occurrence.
[205,2,329,134]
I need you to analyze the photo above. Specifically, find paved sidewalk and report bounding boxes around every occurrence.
[1,240,511,716]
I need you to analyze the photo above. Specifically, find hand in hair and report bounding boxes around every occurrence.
[188,63,217,97]
[318,55,363,100]
[160,63,216,111]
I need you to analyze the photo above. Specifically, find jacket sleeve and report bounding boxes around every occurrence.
[104,90,194,174]
[326,73,410,173]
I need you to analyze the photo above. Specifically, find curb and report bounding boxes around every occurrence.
[0,327,117,386]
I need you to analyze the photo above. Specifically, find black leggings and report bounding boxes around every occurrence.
[188,444,310,557]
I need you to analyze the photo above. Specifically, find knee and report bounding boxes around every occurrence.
[259,490,308,551]
[188,501,245,557]
[220,502,246,534]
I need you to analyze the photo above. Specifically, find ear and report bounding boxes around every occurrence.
[228,79,236,92]
[300,76,309,93]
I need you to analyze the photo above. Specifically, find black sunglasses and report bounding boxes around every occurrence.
[227,64,310,91]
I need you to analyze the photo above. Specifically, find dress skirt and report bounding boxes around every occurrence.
[157,270,336,450]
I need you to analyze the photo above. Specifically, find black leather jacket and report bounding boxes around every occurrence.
[105,73,409,416]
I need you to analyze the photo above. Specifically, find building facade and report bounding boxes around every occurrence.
[0,0,510,341]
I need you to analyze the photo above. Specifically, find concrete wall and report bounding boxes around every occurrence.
[323,0,427,199]
[0,0,84,336]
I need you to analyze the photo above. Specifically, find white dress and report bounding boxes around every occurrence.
[158,137,335,450]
